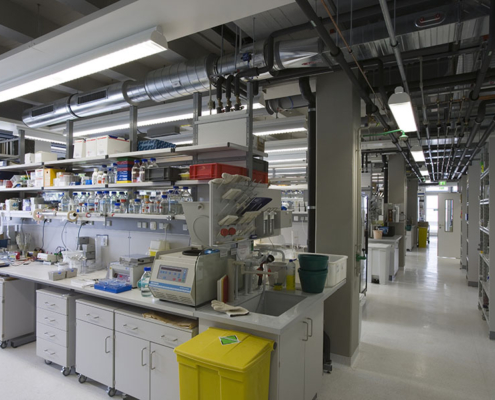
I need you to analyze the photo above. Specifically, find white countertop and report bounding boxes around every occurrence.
[369,235,403,243]
[0,263,345,334]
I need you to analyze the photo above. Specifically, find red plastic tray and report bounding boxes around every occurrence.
[252,170,269,184]
[190,163,248,180]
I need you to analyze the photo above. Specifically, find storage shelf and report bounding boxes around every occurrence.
[44,156,109,168]
[176,143,267,158]
[481,226,490,235]
[109,148,175,160]
[481,199,490,205]
[0,187,43,192]
[107,213,186,220]
[480,253,490,266]
[481,280,490,299]
[479,298,490,325]
[1,210,186,222]
[481,168,490,179]
[0,162,43,172]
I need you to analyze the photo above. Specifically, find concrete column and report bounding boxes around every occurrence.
[316,72,361,363]
[388,154,407,267]
[407,179,418,225]
[460,175,468,269]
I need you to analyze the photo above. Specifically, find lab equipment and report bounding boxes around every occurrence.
[149,247,232,306]
[109,254,154,288]
[138,267,152,297]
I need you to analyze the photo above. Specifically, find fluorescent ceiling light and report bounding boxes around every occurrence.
[270,166,307,170]
[420,166,429,176]
[254,128,307,137]
[266,147,308,153]
[388,86,418,133]
[171,140,193,145]
[410,145,426,162]
[0,27,167,103]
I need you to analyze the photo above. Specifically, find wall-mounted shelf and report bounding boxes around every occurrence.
[0,187,42,192]
[0,163,43,172]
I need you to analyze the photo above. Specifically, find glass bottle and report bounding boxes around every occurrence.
[173,186,183,214]
[149,196,156,214]
[59,192,70,212]
[139,159,148,182]
[82,203,88,213]
[119,192,128,213]
[148,158,158,168]
[160,195,168,215]
[101,165,108,184]
[132,160,140,183]
[79,192,87,211]
[113,202,122,214]
[138,267,152,297]
[87,192,96,212]
[69,192,76,212]
[94,191,102,212]
[132,199,141,214]
[181,186,193,203]
[286,260,296,291]
[101,191,110,214]
[134,191,141,200]
[110,192,118,212]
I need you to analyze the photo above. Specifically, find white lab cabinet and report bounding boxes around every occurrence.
[114,308,197,400]
[76,298,121,396]
[368,243,392,284]
[406,226,417,251]
[0,278,36,348]
[279,302,324,400]
[36,288,83,376]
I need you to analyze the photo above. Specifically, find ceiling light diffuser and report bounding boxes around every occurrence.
[410,145,426,162]
[265,147,308,153]
[0,27,167,103]
[420,166,429,176]
[388,86,418,133]
[254,128,307,137]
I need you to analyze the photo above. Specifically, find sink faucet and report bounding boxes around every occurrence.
[229,258,277,300]
[256,246,286,262]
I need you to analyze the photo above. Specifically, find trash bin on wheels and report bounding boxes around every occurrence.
[174,327,274,400]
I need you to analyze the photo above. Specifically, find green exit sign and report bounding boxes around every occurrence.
[439,181,447,186]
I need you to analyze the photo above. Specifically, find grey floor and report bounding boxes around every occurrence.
[322,237,495,400]
[1,238,493,399]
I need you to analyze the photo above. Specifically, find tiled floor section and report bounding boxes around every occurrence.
[322,237,495,400]
[0,238,493,399]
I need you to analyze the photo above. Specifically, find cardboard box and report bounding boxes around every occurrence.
[97,136,129,156]
[255,137,265,152]
[73,140,86,159]
[34,169,44,178]
[85,138,97,157]
[44,168,65,187]
[35,151,57,163]
[24,153,35,164]
[34,178,43,188]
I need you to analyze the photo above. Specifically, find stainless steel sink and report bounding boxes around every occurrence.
[239,290,307,317]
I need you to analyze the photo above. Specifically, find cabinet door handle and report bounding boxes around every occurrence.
[150,351,156,370]
[104,336,111,354]
[44,332,56,338]
[141,347,148,366]
[44,317,56,323]
[302,321,309,341]
[307,318,313,338]
[86,313,99,320]
[44,349,56,356]
[161,334,178,343]
[44,302,56,307]
[123,324,138,331]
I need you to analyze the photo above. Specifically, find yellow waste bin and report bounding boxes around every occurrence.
[174,327,274,400]
[418,227,428,248]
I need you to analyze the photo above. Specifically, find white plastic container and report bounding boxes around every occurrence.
[73,140,86,159]
[368,243,391,285]
[85,138,97,157]
[96,136,129,156]
[34,151,57,163]
[24,153,35,164]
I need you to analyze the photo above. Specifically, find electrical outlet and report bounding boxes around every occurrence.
[150,222,157,231]
[158,223,164,230]
[106,221,112,227]
[137,222,142,228]
[142,222,148,229]
[183,224,188,231]
[163,223,170,231]
[98,235,109,247]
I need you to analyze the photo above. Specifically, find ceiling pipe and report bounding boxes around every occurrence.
[295,0,422,181]
[459,115,495,176]
[299,77,316,253]
[378,0,409,93]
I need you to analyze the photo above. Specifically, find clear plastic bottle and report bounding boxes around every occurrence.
[139,159,148,182]
[132,160,140,183]
[159,195,168,215]
[119,192,128,213]
[59,192,70,212]
[138,267,152,297]
[87,192,96,212]
[286,259,296,291]
[94,191,102,212]
[92,168,99,185]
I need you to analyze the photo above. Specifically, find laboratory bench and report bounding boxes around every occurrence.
[0,262,345,400]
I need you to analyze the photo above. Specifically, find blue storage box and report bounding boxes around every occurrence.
[94,279,132,293]
[137,140,176,151]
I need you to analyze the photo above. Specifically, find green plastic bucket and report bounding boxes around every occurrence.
[298,268,328,293]
[298,254,329,271]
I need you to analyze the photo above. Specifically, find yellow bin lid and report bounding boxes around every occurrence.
[174,327,274,372]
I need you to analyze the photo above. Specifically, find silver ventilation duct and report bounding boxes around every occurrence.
[22,38,327,128]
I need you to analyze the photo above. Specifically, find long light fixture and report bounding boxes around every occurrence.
[266,147,308,153]
[388,86,418,133]
[71,104,265,138]
[0,27,168,103]
[254,128,307,137]
[410,145,426,162]
[268,158,306,164]
[420,166,429,176]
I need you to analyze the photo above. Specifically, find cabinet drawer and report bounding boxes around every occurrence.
[115,314,192,348]
[37,308,68,331]
[76,303,114,330]
[37,322,68,347]
[37,337,68,366]
[37,292,68,315]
